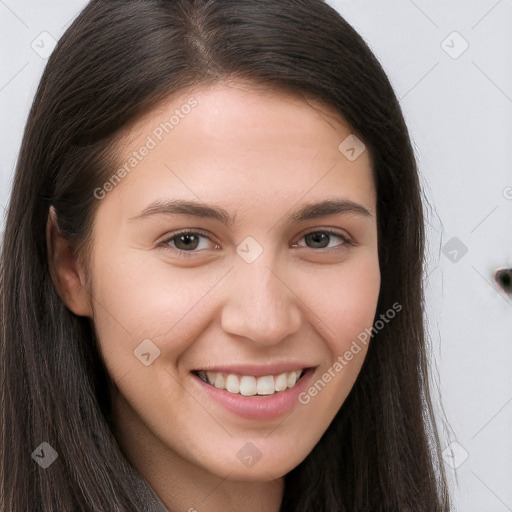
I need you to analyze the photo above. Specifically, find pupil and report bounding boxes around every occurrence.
[307,232,328,248]
[176,234,198,250]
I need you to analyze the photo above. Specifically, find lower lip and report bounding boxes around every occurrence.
[191,369,315,420]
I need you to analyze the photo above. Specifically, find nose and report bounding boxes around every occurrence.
[220,255,303,347]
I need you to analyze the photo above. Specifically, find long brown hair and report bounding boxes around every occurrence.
[1,0,451,510]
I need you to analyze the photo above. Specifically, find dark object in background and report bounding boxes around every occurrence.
[495,268,512,295]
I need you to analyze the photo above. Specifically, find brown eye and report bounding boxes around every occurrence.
[161,230,216,257]
[305,232,330,249]
[296,230,354,250]
[173,233,201,251]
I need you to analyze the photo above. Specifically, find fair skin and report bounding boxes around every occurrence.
[49,81,380,512]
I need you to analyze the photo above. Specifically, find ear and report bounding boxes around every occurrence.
[46,206,93,317]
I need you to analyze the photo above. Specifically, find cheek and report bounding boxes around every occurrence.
[90,243,379,370]
[295,258,380,426]
[335,272,380,343]
[300,252,380,393]
[88,250,227,358]
[306,253,381,352]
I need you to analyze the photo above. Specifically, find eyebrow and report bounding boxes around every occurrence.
[129,198,373,225]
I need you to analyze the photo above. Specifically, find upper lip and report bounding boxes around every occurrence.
[192,363,315,377]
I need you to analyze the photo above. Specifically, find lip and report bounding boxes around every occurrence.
[191,366,316,420]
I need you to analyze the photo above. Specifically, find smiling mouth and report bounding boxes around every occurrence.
[192,369,307,396]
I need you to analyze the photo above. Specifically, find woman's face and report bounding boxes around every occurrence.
[73,81,380,482]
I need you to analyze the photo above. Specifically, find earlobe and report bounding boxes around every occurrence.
[46,206,93,317]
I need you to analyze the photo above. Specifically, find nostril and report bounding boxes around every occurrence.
[495,268,512,295]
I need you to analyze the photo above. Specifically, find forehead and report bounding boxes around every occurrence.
[104,80,376,219]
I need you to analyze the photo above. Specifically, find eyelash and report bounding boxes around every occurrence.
[159,229,355,258]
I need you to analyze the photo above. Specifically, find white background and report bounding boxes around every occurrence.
[1,1,511,510]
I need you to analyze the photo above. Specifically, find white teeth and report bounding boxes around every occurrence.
[239,376,257,396]
[274,373,288,392]
[196,369,304,396]
[256,375,275,395]
[225,374,240,394]
[287,371,299,388]
[214,373,225,389]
